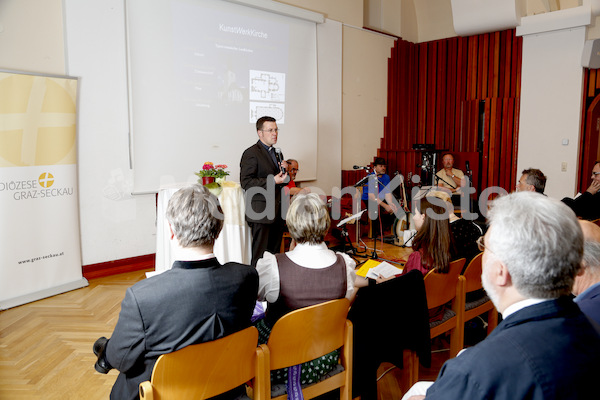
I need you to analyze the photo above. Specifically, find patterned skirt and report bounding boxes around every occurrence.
[254,318,341,386]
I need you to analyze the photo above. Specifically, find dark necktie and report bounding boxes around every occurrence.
[268,147,278,167]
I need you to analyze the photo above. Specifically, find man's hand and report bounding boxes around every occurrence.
[274,171,288,185]
[586,180,600,195]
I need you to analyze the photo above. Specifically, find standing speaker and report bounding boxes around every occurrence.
[582,39,600,69]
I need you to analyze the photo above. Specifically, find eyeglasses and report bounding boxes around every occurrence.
[476,236,488,252]
[260,128,279,133]
[593,172,600,176]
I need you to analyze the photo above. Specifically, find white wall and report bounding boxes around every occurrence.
[342,26,395,170]
[517,23,587,199]
[64,0,157,264]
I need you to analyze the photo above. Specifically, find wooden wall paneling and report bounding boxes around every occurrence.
[492,32,501,98]
[466,36,475,100]
[480,99,490,189]
[579,69,591,191]
[510,32,521,98]
[385,56,393,150]
[480,33,489,100]
[418,44,428,142]
[500,98,512,190]
[497,33,507,99]
[589,69,596,97]
[503,30,513,98]
[436,41,447,150]
[392,47,400,150]
[446,38,457,148]
[488,99,499,188]
[516,33,523,97]
[408,44,419,148]
[493,99,504,189]
[392,45,400,150]
[487,32,496,99]
[470,100,480,152]
[486,98,496,189]
[426,42,437,144]
[455,37,466,149]
[512,97,521,188]
[386,61,394,151]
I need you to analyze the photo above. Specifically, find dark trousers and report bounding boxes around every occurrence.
[250,220,284,266]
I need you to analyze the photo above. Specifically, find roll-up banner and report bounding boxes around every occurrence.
[0,70,87,310]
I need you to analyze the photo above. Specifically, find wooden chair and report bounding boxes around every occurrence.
[462,253,498,337]
[260,298,352,400]
[424,258,466,359]
[139,326,266,400]
[406,258,466,382]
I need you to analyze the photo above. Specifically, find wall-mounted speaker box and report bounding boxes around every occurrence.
[582,39,600,69]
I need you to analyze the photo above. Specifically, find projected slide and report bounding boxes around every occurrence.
[125,0,318,193]
[172,1,288,121]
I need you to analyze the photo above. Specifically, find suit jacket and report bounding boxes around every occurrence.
[106,258,258,400]
[562,191,600,221]
[240,140,285,224]
[425,297,600,400]
[575,282,600,325]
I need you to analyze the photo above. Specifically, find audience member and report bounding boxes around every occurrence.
[404,192,600,400]
[284,158,310,196]
[428,191,482,264]
[255,193,356,386]
[240,116,288,266]
[573,220,600,325]
[356,197,454,321]
[516,168,546,194]
[435,153,466,194]
[93,184,258,400]
[562,161,600,221]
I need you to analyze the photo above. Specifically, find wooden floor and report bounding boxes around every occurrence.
[0,239,449,400]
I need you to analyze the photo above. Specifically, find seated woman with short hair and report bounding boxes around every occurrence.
[255,192,356,387]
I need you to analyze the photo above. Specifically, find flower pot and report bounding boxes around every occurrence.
[201,177,215,185]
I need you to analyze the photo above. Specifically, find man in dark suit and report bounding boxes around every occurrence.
[562,161,600,221]
[405,192,600,400]
[93,184,258,400]
[240,116,288,266]
[573,219,600,325]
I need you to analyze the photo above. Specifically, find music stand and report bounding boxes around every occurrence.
[336,210,366,257]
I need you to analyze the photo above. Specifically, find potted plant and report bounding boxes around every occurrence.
[195,162,230,195]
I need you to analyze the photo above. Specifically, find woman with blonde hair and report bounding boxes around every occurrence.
[255,192,356,388]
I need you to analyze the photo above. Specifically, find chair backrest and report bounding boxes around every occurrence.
[423,258,466,309]
[139,326,264,400]
[267,298,350,370]
[462,253,483,293]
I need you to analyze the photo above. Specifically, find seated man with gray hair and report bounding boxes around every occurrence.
[515,168,546,194]
[404,192,600,400]
[93,184,258,400]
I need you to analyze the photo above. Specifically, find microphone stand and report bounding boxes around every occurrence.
[400,229,417,248]
[434,173,455,190]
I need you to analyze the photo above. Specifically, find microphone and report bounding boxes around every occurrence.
[273,148,286,174]
[465,161,471,173]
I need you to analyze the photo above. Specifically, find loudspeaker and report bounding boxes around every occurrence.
[582,39,600,69]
